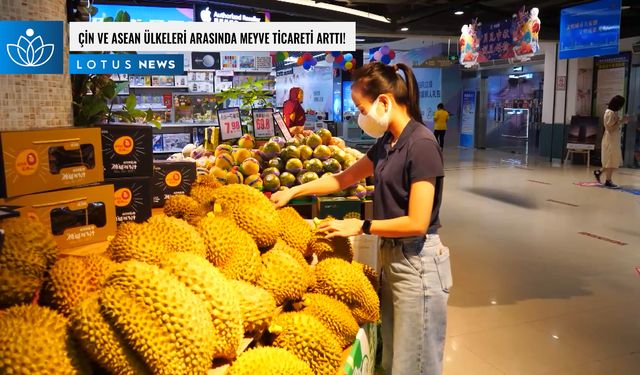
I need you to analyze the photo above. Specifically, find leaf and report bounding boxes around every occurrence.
[130,109,147,118]
[103,16,113,22]
[125,93,136,111]
[102,82,116,100]
[149,120,162,129]
[115,10,130,22]
[115,82,129,95]
[89,6,98,16]
[145,108,155,122]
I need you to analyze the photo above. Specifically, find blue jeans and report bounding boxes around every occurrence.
[379,234,452,375]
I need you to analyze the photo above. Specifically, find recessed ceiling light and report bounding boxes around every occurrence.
[277,0,390,23]
[455,10,464,15]
[400,27,409,31]
[621,5,630,10]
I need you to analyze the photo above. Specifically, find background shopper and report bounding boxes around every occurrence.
[271,62,451,375]
[594,95,628,188]
[433,103,449,148]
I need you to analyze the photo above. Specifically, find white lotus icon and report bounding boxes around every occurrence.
[6,28,55,67]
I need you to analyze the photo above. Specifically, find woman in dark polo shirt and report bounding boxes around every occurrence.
[271,62,450,375]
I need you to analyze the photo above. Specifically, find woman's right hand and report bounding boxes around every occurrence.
[270,187,295,208]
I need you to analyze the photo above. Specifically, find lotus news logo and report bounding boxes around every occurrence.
[7,28,55,67]
[0,21,63,74]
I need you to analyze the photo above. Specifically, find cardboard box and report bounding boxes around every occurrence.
[152,160,196,207]
[318,197,362,220]
[108,177,152,224]
[0,185,116,249]
[342,323,379,375]
[101,124,153,179]
[0,128,104,198]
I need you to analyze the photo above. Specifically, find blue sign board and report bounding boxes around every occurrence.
[559,0,621,60]
[92,4,193,22]
[70,54,184,75]
[0,21,63,74]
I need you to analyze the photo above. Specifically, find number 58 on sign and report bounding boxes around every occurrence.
[252,108,275,139]
[217,108,243,141]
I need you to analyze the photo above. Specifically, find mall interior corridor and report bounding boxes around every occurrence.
[439,148,640,375]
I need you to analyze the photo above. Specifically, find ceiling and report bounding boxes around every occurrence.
[96,0,640,39]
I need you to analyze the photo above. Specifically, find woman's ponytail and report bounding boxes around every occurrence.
[395,63,423,124]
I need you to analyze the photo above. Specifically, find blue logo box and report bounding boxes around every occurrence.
[0,21,63,74]
[70,54,184,75]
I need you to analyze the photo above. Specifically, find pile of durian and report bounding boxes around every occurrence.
[0,184,380,375]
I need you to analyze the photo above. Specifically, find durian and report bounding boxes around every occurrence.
[100,261,216,375]
[163,194,205,225]
[159,252,243,360]
[227,347,313,375]
[310,235,354,262]
[189,184,217,212]
[297,293,359,348]
[227,280,277,333]
[269,240,315,289]
[212,184,282,247]
[107,216,206,264]
[71,294,150,375]
[258,249,310,305]
[48,255,115,315]
[353,261,379,291]
[269,312,342,375]
[197,215,261,283]
[0,216,58,307]
[0,305,91,375]
[277,207,313,256]
[313,258,380,324]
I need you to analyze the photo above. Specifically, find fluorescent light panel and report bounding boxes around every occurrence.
[277,0,391,23]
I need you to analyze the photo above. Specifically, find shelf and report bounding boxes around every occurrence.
[111,104,169,111]
[129,86,178,89]
[156,123,216,128]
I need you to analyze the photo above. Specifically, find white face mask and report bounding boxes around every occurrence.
[358,97,391,138]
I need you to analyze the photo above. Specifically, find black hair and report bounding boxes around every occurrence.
[437,103,444,110]
[351,62,423,124]
[608,95,625,112]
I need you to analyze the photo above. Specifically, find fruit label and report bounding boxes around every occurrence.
[165,170,183,187]
[114,187,133,207]
[252,108,275,138]
[14,149,39,176]
[218,108,243,141]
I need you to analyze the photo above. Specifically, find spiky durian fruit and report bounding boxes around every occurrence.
[297,293,359,348]
[310,235,354,262]
[212,184,282,247]
[197,215,261,283]
[313,258,380,325]
[107,216,206,264]
[277,207,312,256]
[189,184,218,212]
[71,294,150,375]
[227,347,313,375]
[0,305,91,375]
[159,252,242,360]
[0,216,58,307]
[99,261,216,374]
[163,195,205,225]
[48,255,115,315]
[353,261,379,291]
[258,249,310,306]
[269,312,342,375]
[269,240,316,289]
[227,280,277,333]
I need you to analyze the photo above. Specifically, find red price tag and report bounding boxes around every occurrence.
[252,109,275,138]
[218,108,243,140]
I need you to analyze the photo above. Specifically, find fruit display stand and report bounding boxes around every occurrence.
[342,323,379,375]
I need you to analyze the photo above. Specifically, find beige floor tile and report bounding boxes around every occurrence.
[539,353,640,375]
[443,338,505,375]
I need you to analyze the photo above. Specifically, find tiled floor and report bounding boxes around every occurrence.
[439,148,640,375]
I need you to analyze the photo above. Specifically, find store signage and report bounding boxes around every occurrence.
[559,0,621,60]
[592,52,631,118]
[191,52,221,70]
[195,5,262,23]
[217,108,243,141]
[252,108,275,139]
[91,5,193,22]
[460,90,476,148]
[70,54,184,74]
[0,21,63,74]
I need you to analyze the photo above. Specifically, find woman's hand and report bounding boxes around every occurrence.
[270,188,295,208]
[318,218,364,239]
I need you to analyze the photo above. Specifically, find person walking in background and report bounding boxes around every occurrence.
[594,95,628,189]
[433,103,449,148]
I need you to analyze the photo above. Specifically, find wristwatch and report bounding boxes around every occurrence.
[361,220,372,235]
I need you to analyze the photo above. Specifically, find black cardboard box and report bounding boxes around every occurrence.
[108,177,152,224]
[101,124,153,179]
[318,197,362,220]
[152,160,196,208]
[0,127,104,198]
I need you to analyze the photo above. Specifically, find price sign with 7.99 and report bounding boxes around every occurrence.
[252,108,275,139]
[217,107,243,141]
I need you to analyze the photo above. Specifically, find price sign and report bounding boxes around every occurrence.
[273,111,293,141]
[252,108,275,139]
[217,108,243,141]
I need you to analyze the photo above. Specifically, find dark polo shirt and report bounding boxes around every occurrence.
[366,119,444,234]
